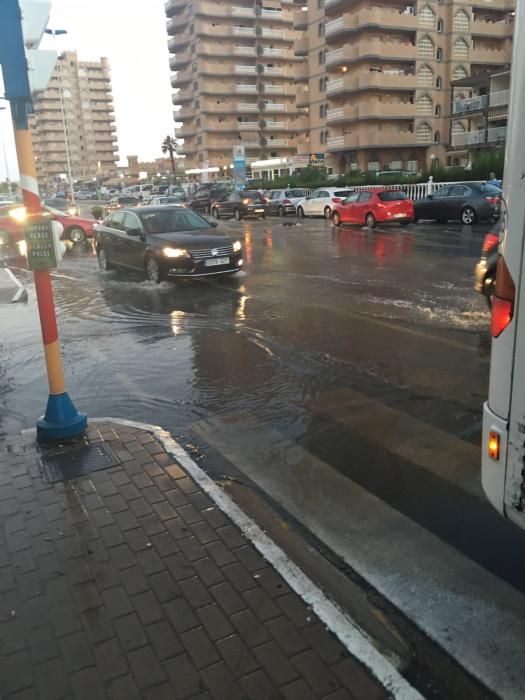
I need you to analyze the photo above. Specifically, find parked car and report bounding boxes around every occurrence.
[0,205,95,245]
[94,206,243,282]
[107,195,141,214]
[190,187,230,214]
[296,188,353,219]
[475,222,500,307]
[332,189,414,228]
[148,194,187,207]
[211,190,268,220]
[414,183,501,225]
[266,188,307,216]
[43,197,79,216]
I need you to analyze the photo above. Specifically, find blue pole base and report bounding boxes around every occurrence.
[37,392,87,443]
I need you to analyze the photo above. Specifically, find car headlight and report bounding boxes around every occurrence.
[9,206,27,223]
[163,247,189,258]
[68,207,77,215]
[233,240,242,253]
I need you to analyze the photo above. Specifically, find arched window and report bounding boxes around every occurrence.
[435,104,441,117]
[454,10,470,33]
[436,47,443,61]
[416,122,432,143]
[452,121,466,135]
[451,120,467,146]
[417,94,433,115]
[453,65,468,81]
[453,38,469,59]
[434,131,441,144]
[436,76,442,89]
[437,19,444,32]
[419,6,435,29]
[418,35,434,59]
[418,64,434,87]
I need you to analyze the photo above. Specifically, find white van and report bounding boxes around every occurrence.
[481,5,525,529]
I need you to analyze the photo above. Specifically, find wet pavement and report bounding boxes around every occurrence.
[2,216,525,696]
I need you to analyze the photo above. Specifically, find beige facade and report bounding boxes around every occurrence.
[297,0,514,173]
[166,0,309,172]
[30,52,119,185]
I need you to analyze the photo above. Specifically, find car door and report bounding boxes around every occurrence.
[356,192,373,223]
[224,192,238,217]
[302,190,318,215]
[269,191,281,215]
[102,210,127,262]
[448,185,470,219]
[418,186,451,220]
[340,192,361,223]
[315,190,330,216]
[121,211,146,270]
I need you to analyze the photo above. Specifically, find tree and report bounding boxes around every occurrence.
[161,135,178,177]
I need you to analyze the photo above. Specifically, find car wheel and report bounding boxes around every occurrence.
[68,226,85,243]
[145,257,163,284]
[97,247,113,271]
[212,208,220,219]
[278,206,285,217]
[461,206,477,225]
[365,213,376,229]
[234,208,242,221]
[332,211,341,226]
[0,229,10,246]
[324,206,331,220]
[297,206,305,218]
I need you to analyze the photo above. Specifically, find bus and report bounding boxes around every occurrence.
[481,0,525,530]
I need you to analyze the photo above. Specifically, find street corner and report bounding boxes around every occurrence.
[0,266,27,303]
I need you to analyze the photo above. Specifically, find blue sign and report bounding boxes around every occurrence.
[233,145,246,190]
[0,0,31,100]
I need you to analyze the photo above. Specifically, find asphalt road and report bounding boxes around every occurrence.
[1,215,524,697]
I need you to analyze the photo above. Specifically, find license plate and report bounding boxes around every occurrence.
[204,257,229,267]
[254,209,264,213]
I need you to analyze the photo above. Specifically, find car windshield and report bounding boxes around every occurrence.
[163,196,186,203]
[45,199,68,209]
[287,189,305,198]
[119,197,139,204]
[242,191,264,201]
[378,191,407,201]
[44,205,68,217]
[334,190,351,198]
[480,183,502,196]
[141,209,210,234]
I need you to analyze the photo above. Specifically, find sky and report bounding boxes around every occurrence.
[0,0,176,181]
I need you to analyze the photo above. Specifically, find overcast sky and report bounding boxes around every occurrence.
[0,0,175,180]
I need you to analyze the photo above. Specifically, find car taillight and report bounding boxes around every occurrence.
[491,254,515,338]
[282,199,291,204]
[332,197,342,203]
[486,196,501,206]
[482,233,499,253]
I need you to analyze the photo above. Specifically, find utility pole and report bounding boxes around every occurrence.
[0,0,86,441]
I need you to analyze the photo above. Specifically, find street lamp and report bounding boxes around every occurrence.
[44,28,75,205]
[0,104,11,195]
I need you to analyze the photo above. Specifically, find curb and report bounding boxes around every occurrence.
[1,267,27,303]
[89,417,424,700]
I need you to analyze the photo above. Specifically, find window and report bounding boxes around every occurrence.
[436,76,442,89]
[318,22,324,37]
[453,65,468,81]
[434,130,441,144]
[416,122,432,143]
[418,35,434,58]
[436,47,443,61]
[433,186,451,198]
[344,192,360,204]
[453,39,469,59]
[437,19,444,32]
[319,50,325,65]
[109,211,126,230]
[419,6,435,29]
[416,94,433,115]
[319,104,325,118]
[319,77,326,91]
[123,212,141,231]
[454,10,470,33]
[418,64,434,87]
[378,191,407,201]
[320,131,325,144]
[435,104,441,117]
[358,192,372,202]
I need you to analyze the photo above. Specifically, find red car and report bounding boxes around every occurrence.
[0,205,95,246]
[331,189,414,229]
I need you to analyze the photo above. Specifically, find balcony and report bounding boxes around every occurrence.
[165,0,187,17]
[171,72,192,88]
[237,102,259,112]
[472,0,515,8]
[242,139,262,148]
[260,8,285,20]
[452,94,488,115]
[265,138,288,147]
[233,26,256,37]
[451,130,486,147]
[232,5,256,17]
[325,9,417,39]
[326,40,416,66]
[234,65,257,75]
[168,34,190,53]
[260,28,285,40]
[471,17,514,38]
[235,84,258,93]
[263,66,284,76]
[487,126,507,142]
[264,121,287,129]
[263,103,286,112]
[262,48,284,58]
[471,46,509,65]
[233,46,256,57]
[326,101,415,123]
[170,49,192,70]
[295,37,308,57]
[239,121,260,130]
[326,131,424,151]
[327,71,415,95]
[489,89,510,107]
[293,8,308,30]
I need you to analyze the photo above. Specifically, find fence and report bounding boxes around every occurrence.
[297,179,485,201]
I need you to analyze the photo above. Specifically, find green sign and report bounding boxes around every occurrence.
[24,219,57,270]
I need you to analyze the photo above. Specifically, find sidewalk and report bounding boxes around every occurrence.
[0,420,396,700]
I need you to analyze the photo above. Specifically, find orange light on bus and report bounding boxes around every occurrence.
[488,431,500,461]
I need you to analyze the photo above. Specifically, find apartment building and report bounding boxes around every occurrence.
[166,0,308,174]
[295,0,514,174]
[30,52,119,186]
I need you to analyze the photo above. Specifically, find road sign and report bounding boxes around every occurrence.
[24,218,57,270]
[233,145,246,190]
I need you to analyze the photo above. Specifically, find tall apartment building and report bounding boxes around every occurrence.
[30,52,119,186]
[295,0,514,174]
[166,0,308,174]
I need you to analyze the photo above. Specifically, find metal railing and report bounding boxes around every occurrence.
[239,121,260,130]
[283,180,486,202]
[237,102,259,111]
[326,17,344,35]
[452,94,488,114]
[487,126,507,142]
[489,89,510,107]
[233,46,256,56]
[234,65,257,74]
[235,84,258,93]
[232,6,255,16]
[233,26,256,36]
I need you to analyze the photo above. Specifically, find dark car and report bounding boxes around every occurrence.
[107,195,141,214]
[94,207,243,283]
[414,182,501,225]
[190,187,230,214]
[475,222,500,307]
[211,190,268,221]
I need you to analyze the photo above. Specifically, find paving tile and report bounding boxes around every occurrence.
[291,650,341,696]
[196,604,234,641]
[148,569,180,603]
[216,634,259,677]
[132,590,165,625]
[59,630,95,672]
[231,609,272,647]
[113,612,149,651]
[106,673,142,700]
[179,576,213,608]
[265,616,309,656]
[2,650,34,694]
[180,627,221,669]
[164,596,199,634]
[94,637,130,681]
[127,645,167,689]
[210,581,246,616]
[200,661,245,700]
[280,678,318,700]
[333,657,391,700]
[239,669,279,700]
[70,666,106,700]
[163,653,204,698]
[146,619,183,661]
[35,657,71,699]
[253,640,299,686]
[102,585,134,619]
[243,587,280,622]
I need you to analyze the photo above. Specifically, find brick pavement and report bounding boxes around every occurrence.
[0,421,391,700]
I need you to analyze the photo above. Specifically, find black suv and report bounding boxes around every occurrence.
[190,187,230,214]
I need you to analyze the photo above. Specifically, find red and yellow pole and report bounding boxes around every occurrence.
[12,117,86,441]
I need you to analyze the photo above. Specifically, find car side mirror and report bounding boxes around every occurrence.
[126,227,142,236]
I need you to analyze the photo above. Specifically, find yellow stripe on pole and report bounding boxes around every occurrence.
[43,340,66,395]
[13,128,38,181]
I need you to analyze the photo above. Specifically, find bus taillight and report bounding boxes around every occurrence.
[491,255,515,338]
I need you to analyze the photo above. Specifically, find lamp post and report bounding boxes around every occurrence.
[44,29,75,206]
[0,105,11,196]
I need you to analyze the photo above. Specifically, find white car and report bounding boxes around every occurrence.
[296,187,353,219]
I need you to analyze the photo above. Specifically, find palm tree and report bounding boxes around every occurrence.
[161,135,178,178]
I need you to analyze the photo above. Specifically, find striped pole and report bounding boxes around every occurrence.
[12,118,87,441]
